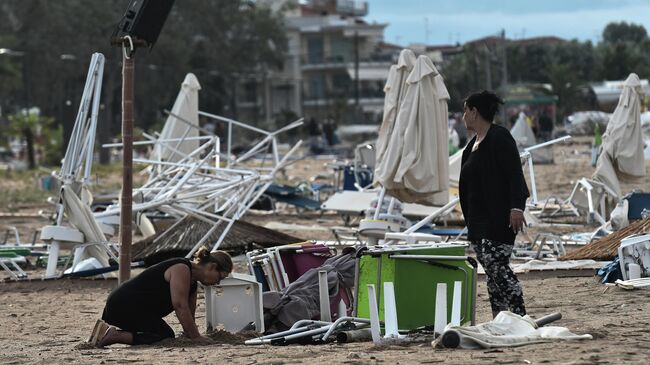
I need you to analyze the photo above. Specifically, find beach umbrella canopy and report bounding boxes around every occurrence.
[153,73,201,163]
[510,112,536,148]
[375,54,449,206]
[594,73,646,197]
[375,49,416,166]
[510,112,552,163]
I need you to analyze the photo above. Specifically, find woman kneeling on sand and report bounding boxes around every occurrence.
[89,247,232,347]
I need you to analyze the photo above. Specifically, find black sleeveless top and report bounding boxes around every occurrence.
[106,258,197,318]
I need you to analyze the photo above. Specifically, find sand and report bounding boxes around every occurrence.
[2,136,650,364]
[1,275,649,364]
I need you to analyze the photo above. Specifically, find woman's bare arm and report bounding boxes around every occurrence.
[167,264,201,338]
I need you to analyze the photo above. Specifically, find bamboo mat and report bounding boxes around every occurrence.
[561,218,650,261]
[133,216,302,262]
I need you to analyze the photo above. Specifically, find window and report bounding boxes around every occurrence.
[307,37,324,64]
[306,74,325,99]
[330,35,352,63]
[243,81,257,103]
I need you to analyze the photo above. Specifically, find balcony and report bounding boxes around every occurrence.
[302,52,392,72]
[303,86,384,102]
[308,0,369,17]
[302,52,348,70]
[335,0,368,17]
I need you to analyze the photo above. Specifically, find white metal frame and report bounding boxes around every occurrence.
[520,135,572,206]
[100,112,303,258]
[42,53,119,279]
[0,256,28,280]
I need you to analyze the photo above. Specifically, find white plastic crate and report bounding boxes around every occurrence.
[618,234,650,280]
[205,273,264,333]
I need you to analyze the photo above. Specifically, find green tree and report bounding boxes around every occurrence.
[507,43,549,83]
[602,22,648,44]
[0,0,288,166]
[596,22,650,80]
[0,54,22,105]
[7,108,56,169]
[545,62,579,119]
[442,46,483,112]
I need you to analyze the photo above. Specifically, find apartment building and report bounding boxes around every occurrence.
[238,0,394,127]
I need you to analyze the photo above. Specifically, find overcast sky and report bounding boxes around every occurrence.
[367,0,650,45]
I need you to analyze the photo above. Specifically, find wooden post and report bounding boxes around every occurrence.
[119,52,134,284]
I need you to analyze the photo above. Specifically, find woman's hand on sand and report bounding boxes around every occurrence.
[192,335,213,344]
[180,334,213,344]
[509,209,526,233]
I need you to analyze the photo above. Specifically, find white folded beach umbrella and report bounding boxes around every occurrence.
[510,112,552,163]
[60,53,105,185]
[376,55,449,206]
[153,73,201,163]
[594,73,646,198]
[375,49,416,170]
[61,185,111,268]
[510,112,536,148]
[43,53,112,277]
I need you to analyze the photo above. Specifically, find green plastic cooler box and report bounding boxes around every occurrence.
[354,243,477,330]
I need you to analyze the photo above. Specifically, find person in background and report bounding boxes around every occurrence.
[89,248,233,347]
[508,111,518,129]
[453,112,469,147]
[459,90,530,318]
[538,110,553,142]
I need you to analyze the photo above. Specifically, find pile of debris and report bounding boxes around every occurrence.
[133,217,301,264]
[561,217,650,260]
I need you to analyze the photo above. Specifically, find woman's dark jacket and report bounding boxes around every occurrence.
[459,124,529,245]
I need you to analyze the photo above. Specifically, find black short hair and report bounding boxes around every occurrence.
[464,90,504,122]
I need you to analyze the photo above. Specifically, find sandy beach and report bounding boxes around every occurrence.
[1,274,649,364]
[2,137,650,364]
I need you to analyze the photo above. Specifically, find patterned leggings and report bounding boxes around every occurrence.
[472,239,526,317]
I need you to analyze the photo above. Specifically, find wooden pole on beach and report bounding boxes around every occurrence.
[119,45,134,284]
[111,0,175,283]
[111,36,145,284]
[109,36,141,284]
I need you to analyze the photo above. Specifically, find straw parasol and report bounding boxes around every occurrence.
[133,216,301,264]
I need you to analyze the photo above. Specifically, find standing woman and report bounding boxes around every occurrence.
[89,248,233,347]
[459,90,529,317]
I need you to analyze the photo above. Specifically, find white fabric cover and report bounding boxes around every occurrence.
[594,73,646,197]
[510,112,536,147]
[435,311,592,349]
[61,185,111,268]
[510,112,553,163]
[610,199,629,231]
[153,73,201,163]
[448,148,464,189]
[375,54,449,206]
[375,49,416,169]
